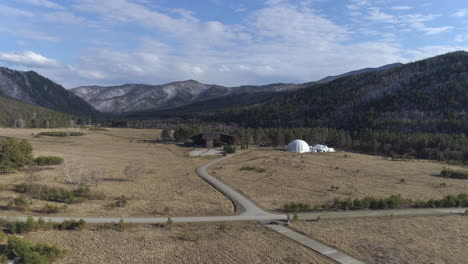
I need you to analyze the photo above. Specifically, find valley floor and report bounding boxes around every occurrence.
[0,128,233,217]
[214,149,468,211]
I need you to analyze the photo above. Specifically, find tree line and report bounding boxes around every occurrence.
[168,126,467,164]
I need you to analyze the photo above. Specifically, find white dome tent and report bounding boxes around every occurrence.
[287,139,310,153]
[311,144,335,152]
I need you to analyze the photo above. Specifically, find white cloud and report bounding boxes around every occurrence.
[0,27,60,42]
[0,4,33,16]
[16,0,65,10]
[367,8,397,23]
[420,26,453,35]
[250,2,348,44]
[346,0,369,10]
[390,6,413,11]
[455,34,468,42]
[453,9,468,17]
[0,51,59,67]
[42,11,86,24]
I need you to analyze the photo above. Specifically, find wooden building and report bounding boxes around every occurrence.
[192,132,234,148]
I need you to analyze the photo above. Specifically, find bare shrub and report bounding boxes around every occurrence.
[62,159,91,187]
[124,161,144,182]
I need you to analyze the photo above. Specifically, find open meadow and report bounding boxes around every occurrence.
[214,149,468,211]
[25,222,333,264]
[0,128,233,217]
[292,215,468,264]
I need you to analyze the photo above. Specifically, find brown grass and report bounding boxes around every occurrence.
[292,215,468,264]
[214,149,468,211]
[25,222,333,264]
[0,127,233,217]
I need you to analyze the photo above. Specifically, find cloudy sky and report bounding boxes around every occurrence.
[1,0,468,88]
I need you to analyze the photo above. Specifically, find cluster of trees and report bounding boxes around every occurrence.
[0,235,66,264]
[282,193,468,212]
[0,138,33,173]
[13,184,105,204]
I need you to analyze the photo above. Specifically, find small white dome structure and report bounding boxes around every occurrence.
[311,144,329,152]
[288,139,310,153]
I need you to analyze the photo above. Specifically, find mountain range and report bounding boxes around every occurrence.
[71,81,309,113]
[70,63,401,113]
[0,52,467,134]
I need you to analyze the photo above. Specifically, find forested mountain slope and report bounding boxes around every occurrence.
[0,95,74,127]
[0,67,97,116]
[180,52,467,134]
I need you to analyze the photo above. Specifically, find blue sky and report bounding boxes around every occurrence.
[1,0,468,88]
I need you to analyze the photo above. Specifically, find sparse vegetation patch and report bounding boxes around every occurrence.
[38,131,84,137]
[282,193,468,212]
[2,235,66,264]
[13,183,105,203]
[440,168,468,179]
[239,166,266,173]
[88,126,108,131]
[34,156,63,166]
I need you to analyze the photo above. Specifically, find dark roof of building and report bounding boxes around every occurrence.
[193,132,233,140]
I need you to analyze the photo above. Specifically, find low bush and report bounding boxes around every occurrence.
[88,126,108,131]
[239,166,266,173]
[292,213,299,222]
[5,235,66,264]
[56,219,86,231]
[115,218,132,232]
[38,203,67,214]
[34,156,63,166]
[106,196,128,208]
[96,223,114,231]
[440,168,468,179]
[283,202,311,212]
[10,217,46,234]
[223,145,236,154]
[7,195,29,211]
[0,230,7,243]
[38,131,84,137]
[14,183,105,204]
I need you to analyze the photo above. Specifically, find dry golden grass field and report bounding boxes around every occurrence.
[0,128,233,217]
[292,215,468,264]
[214,149,468,211]
[25,222,333,264]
